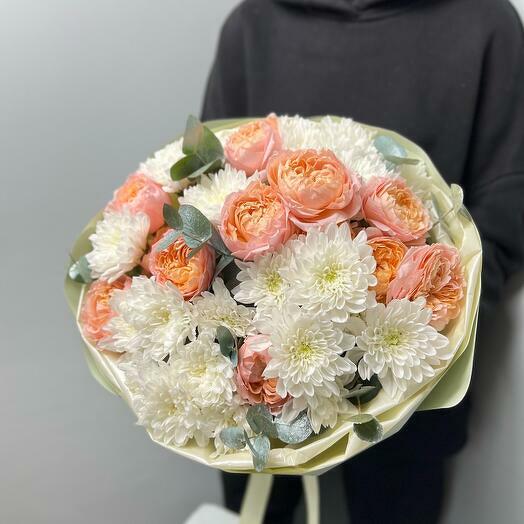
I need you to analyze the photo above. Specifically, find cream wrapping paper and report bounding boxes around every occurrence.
[65,117,482,478]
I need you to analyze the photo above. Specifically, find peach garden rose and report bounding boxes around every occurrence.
[235,335,289,414]
[80,276,131,344]
[368,236,408,303]
[224,114,282,176]
[106,172,171,233]
[387,243,466,330]
[361,176,431,243]
[142,230,215,300]
[219,180,296,261]
[267,148,361,231]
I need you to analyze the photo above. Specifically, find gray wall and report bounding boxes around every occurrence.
[1,1,523,523]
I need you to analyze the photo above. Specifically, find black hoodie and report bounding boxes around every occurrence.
[202,0,524,459]
[202,0,524,316]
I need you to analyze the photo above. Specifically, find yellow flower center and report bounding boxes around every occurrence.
[384,329,403,346]
[266,271,283,294]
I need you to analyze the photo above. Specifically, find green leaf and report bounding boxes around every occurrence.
[187,242,206,259]
[275,411,313,444]
[217,326,236,359]
[163,204,183,232]
[214,255,234,278]
[198,125,224,164]
[246,434,271,472]
[219,427,246,450]
[170,154,203,181]
[383,154,420,166]
[374,134,406,158]
[209,228,231,256]
[352,415,384,443]
[68,255,92,283]
[375,134,406,156]
[246,405,278,438]
[173,115,224,181]
[346,385,377,400]
[349,413,374,424]
[349,375,382,405]
[154,230,180,252]
[374,135,419,168]
[182,115,205,155]
[182,115,223,162]
[187,158,224,180]
[179,205,212,248]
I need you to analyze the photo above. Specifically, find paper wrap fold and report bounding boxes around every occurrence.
[65,117,482,476]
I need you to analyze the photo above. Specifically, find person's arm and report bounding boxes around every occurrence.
[463,4,524,311]
[201,6,247,121]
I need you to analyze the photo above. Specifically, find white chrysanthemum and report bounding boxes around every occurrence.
[258,303,356,408]
[280,378,355,433]
[278,115,396,181]
[98,314,141,353]
[192,278,255,337]
[352,298,453,399]
[86,210,149,283]
[126,330,239,448]
[104,276,195,361]
[232,246,293,320]
[140,138,190,193]
[179,164,249,225]
[281,223,377,323]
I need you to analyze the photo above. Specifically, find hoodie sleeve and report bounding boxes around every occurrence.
[201,7,247,121]
[463,5,524,311]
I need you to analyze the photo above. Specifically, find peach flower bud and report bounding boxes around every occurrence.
[267,149,362,231]
[106,172,171,233]
[80,276,131,344]
[387,243,466,330]
[224,114,282,176]
[142,230,215,300]
[368,236,408,303]
[219,180,297,261]
[361,176,431,243]
[235,335,289,414]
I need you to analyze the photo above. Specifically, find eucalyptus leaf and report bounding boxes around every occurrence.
[182,115,204,155]
[214,255,234,278]
[275,411,313,444]
[163,204,183,232]
[179,205,212,247]
[346,385,377,400]
[186,242,206,259]
[353,415,384,443]
[170,154,203,181]
[209,228,232,256]
[374,134,407,159]
[349,413,374,424]
[175,115,224,181]
[154,229,180,252]
[246,405,278,438]
[246,434,271,472]
[186,158,224,180]
[230,348,238,367]
[219,427,246,450]
[197,125,224,164]
[384,154,420,166]
[349,375,382,406]
[68,255,92,284]
[217,325,236,359]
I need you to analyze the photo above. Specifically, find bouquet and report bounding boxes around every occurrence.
[66,115,481,482]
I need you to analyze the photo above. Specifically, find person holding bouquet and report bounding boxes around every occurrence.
[201,0,524,522]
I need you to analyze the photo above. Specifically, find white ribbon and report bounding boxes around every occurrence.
[239,474,320,524]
